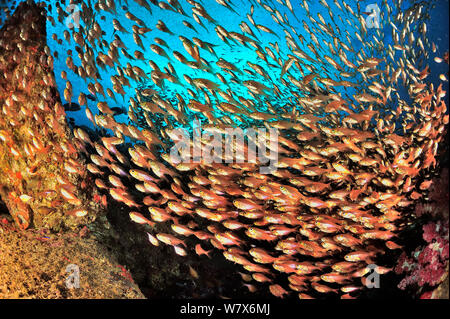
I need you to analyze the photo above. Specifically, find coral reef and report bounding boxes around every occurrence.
[394,164,449,298]
[395,220,449,293]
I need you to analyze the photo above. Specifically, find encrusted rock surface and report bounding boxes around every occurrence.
[0,213,145,299]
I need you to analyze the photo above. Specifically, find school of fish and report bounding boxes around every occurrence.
[0,0,449,299]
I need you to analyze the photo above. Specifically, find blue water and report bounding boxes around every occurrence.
[0,0,448,137]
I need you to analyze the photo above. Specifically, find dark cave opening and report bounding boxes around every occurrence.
[0,199,9,216]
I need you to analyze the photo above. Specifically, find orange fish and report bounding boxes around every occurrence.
[249,248,277,264]
[311,282,338,294]
[320,272,351,284]
[66,208,88,217]
[246,227,278,241]
[130,211,155,226]
[195,244,212,258]
[269,284,289,298]
[344,251,375,263]
[252,273,272,283]
[156,233,186,247]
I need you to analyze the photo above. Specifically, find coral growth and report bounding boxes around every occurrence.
[395,219,449,296]
[395,164,449,298]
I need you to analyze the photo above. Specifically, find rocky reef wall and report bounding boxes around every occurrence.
[0,0,104,231]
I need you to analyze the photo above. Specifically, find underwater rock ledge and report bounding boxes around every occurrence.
[0,219,145,298]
